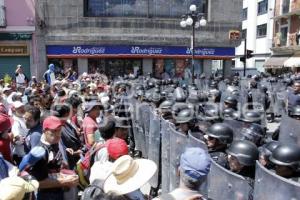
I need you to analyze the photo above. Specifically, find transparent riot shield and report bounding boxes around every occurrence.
[218,81,227,92]
[279,114,300,146]
[137,104,147,158]
[207,159,252,200]
[148,110,161,188]
[139,104,151,158]
[253,161,300,200]
[223,119,247,140]
[161,118,172,193]
[188,132,207,150]
[274,90,287,116]
[251,89,266,111]
[169,126,188,191]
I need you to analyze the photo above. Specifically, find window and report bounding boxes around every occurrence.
[282,0,290,14]
[84,0,208,18]
[0,0,6,27]
[257,24,267,38]
[242,8,248,20]
[242,29,247,39]
[258,0,268,15]
[280,26,288,46]
[255,60,265,72]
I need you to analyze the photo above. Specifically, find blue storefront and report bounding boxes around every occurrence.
[46,45,235,78]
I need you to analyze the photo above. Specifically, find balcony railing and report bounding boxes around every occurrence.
[0,5,6,27]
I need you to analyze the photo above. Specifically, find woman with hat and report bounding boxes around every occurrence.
[82,101,103,149]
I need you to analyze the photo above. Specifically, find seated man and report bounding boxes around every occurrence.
[154,148,211,200]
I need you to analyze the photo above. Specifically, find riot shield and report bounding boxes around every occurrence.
[223,119,247,140]
[161,118,172,193]
[274,90,287,116]
[137,104,147,158]
[188,132,208,150]
[253,161,300,200]
[207,159,252,200]
[169,126,188,191]
[279,114,300,146]
[148,110,161,188]
[140,104,151,158]
[238,88,249,110]
[218,81,227,92]
[251,89,266,111]
[240,78,250,90]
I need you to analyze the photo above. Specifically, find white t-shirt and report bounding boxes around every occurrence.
[12,116,29,156]
[16,73,26,84]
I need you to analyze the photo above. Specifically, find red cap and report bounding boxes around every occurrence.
[0,114,11,132]
[106,138,128,160]
[43,116,63,131]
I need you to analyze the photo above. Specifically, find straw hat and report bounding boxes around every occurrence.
[103,155,157,195]
[0,176,39,200]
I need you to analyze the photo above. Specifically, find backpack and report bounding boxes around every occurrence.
[80,179,104,200]
[76,142,106,189]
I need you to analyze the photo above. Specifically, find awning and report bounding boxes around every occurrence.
[264,56,290,68]
[284,56,300,68]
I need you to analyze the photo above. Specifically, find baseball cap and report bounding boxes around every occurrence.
[0,114,12,132]
[43,116,63,131]
[106,138,128,160]
[180,148,211,180]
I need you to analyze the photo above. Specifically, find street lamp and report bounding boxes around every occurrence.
[180,4,207,84]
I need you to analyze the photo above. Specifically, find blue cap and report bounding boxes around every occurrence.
[19,146,46,171]
[180,148,211,180]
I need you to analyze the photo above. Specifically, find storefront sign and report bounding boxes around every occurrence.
[0,44,28,56]
[47,45,235,58]
[0,33,32,41]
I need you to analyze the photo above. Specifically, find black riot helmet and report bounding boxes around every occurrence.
[159,100,174,110]
[174,87,187,103]
[222,108,239,119]
[269,144,300,167]
[264,140,280,155]
[241,123,265,146]
[206,123,234,144]
[209,81,218,89]
[290,106,300,118]
[240,111,262,124]
[226,140,259,166]
[224,96,238,107]
[175,108,193,124]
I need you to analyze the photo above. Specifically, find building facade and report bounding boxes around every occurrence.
[0,0,36,78]
[265,0,300,73]
[34,0,242,80]
[235,0,275,72]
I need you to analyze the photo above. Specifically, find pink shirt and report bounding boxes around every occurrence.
[82,116,98,149]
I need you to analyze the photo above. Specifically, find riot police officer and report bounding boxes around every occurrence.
[269,144,300,181]
[205,123,234,166]
[226,140,259,179]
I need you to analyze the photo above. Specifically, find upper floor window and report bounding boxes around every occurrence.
[258,0,268,15]
[84,0,208,18]
[257,24,267,38]
[282,0,290,14]
[242,8,248,20]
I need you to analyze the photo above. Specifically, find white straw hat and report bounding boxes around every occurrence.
[103,155,157,195]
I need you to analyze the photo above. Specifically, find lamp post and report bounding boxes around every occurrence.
[180,4,207,84]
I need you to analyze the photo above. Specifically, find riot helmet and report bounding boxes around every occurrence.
[206,123,234,145]
[226,140,259,166]
[269,144,300,167]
